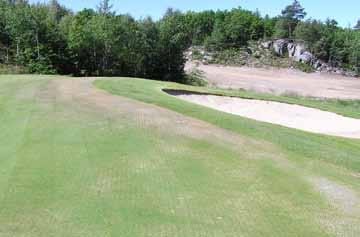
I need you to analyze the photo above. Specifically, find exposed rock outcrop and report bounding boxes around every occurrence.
[273,39,288,56]
[268,40,317,66]
[269,40,314,62]
[186,41,357,77]
[261,39,357,76]
[261,41,273,49]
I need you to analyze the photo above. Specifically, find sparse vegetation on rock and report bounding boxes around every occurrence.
[182,1,359,76]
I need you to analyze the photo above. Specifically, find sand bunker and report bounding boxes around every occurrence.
[168,91,360,139]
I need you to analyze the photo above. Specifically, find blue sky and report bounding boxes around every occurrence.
[31,0,359,27]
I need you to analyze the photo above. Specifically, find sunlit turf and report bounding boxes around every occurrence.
[0,75,358,236]
[95,78,360,173]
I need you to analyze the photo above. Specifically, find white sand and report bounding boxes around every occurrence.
[174,93,360,139]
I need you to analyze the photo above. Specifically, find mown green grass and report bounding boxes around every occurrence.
[0,75,359,236]
[95,78,360,236]
[95,78,360,174]
[95,77,360,233]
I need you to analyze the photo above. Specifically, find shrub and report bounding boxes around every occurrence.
[183,68,208,86]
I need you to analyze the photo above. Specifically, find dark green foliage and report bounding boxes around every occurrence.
[294,19,322,44]
[1,0,72,74]
[203,8,265,50]
[0,0,359,78]
[348,31,360,74]
[354,19,360,30]
[273,18,291,38]
[156,9,188,81]
[263,15,278,39]
[183,10,216,45]
[273,0,306,38]
[183,68,208,86]
[293,18,360,74]
[97,0,114,15]
[0,1,188,81]
[223,8,264,46]
[295,61,315,73]
[281,0,306,21]
[278,0,307,38]
[204,19,228,50]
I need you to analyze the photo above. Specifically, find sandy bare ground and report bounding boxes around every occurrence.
[171,92,360,139]
[186,62,360,100]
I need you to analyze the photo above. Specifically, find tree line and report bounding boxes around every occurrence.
[0,0,359,79]
[0,0,188,81]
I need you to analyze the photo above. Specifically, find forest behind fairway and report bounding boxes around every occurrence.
[0,0,359,78]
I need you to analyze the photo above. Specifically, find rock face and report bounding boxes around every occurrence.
[261,39,358,76]
[291,44,314,64]
[187,41,357,77]
[298,51,314,63]
[261,41,273,49]
[267,40,314,63]
[262,39,327,71]
[287,42,297,57]
[273,39,288,56]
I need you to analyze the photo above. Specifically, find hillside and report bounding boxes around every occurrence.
[187,39,359,77]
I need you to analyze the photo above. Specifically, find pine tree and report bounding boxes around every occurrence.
[281,0,306,21]
[355,19,360,30]
[280,0,307,38]
[97,0,113,15]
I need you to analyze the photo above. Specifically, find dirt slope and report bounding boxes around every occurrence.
[187,62,360,99]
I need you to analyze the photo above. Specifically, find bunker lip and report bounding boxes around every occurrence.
[163,89,222,97]
[164,89,360,139]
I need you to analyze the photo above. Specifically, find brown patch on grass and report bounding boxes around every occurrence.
[312,177,359,215]
[51,78,282,161]
[310,177,360,236]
